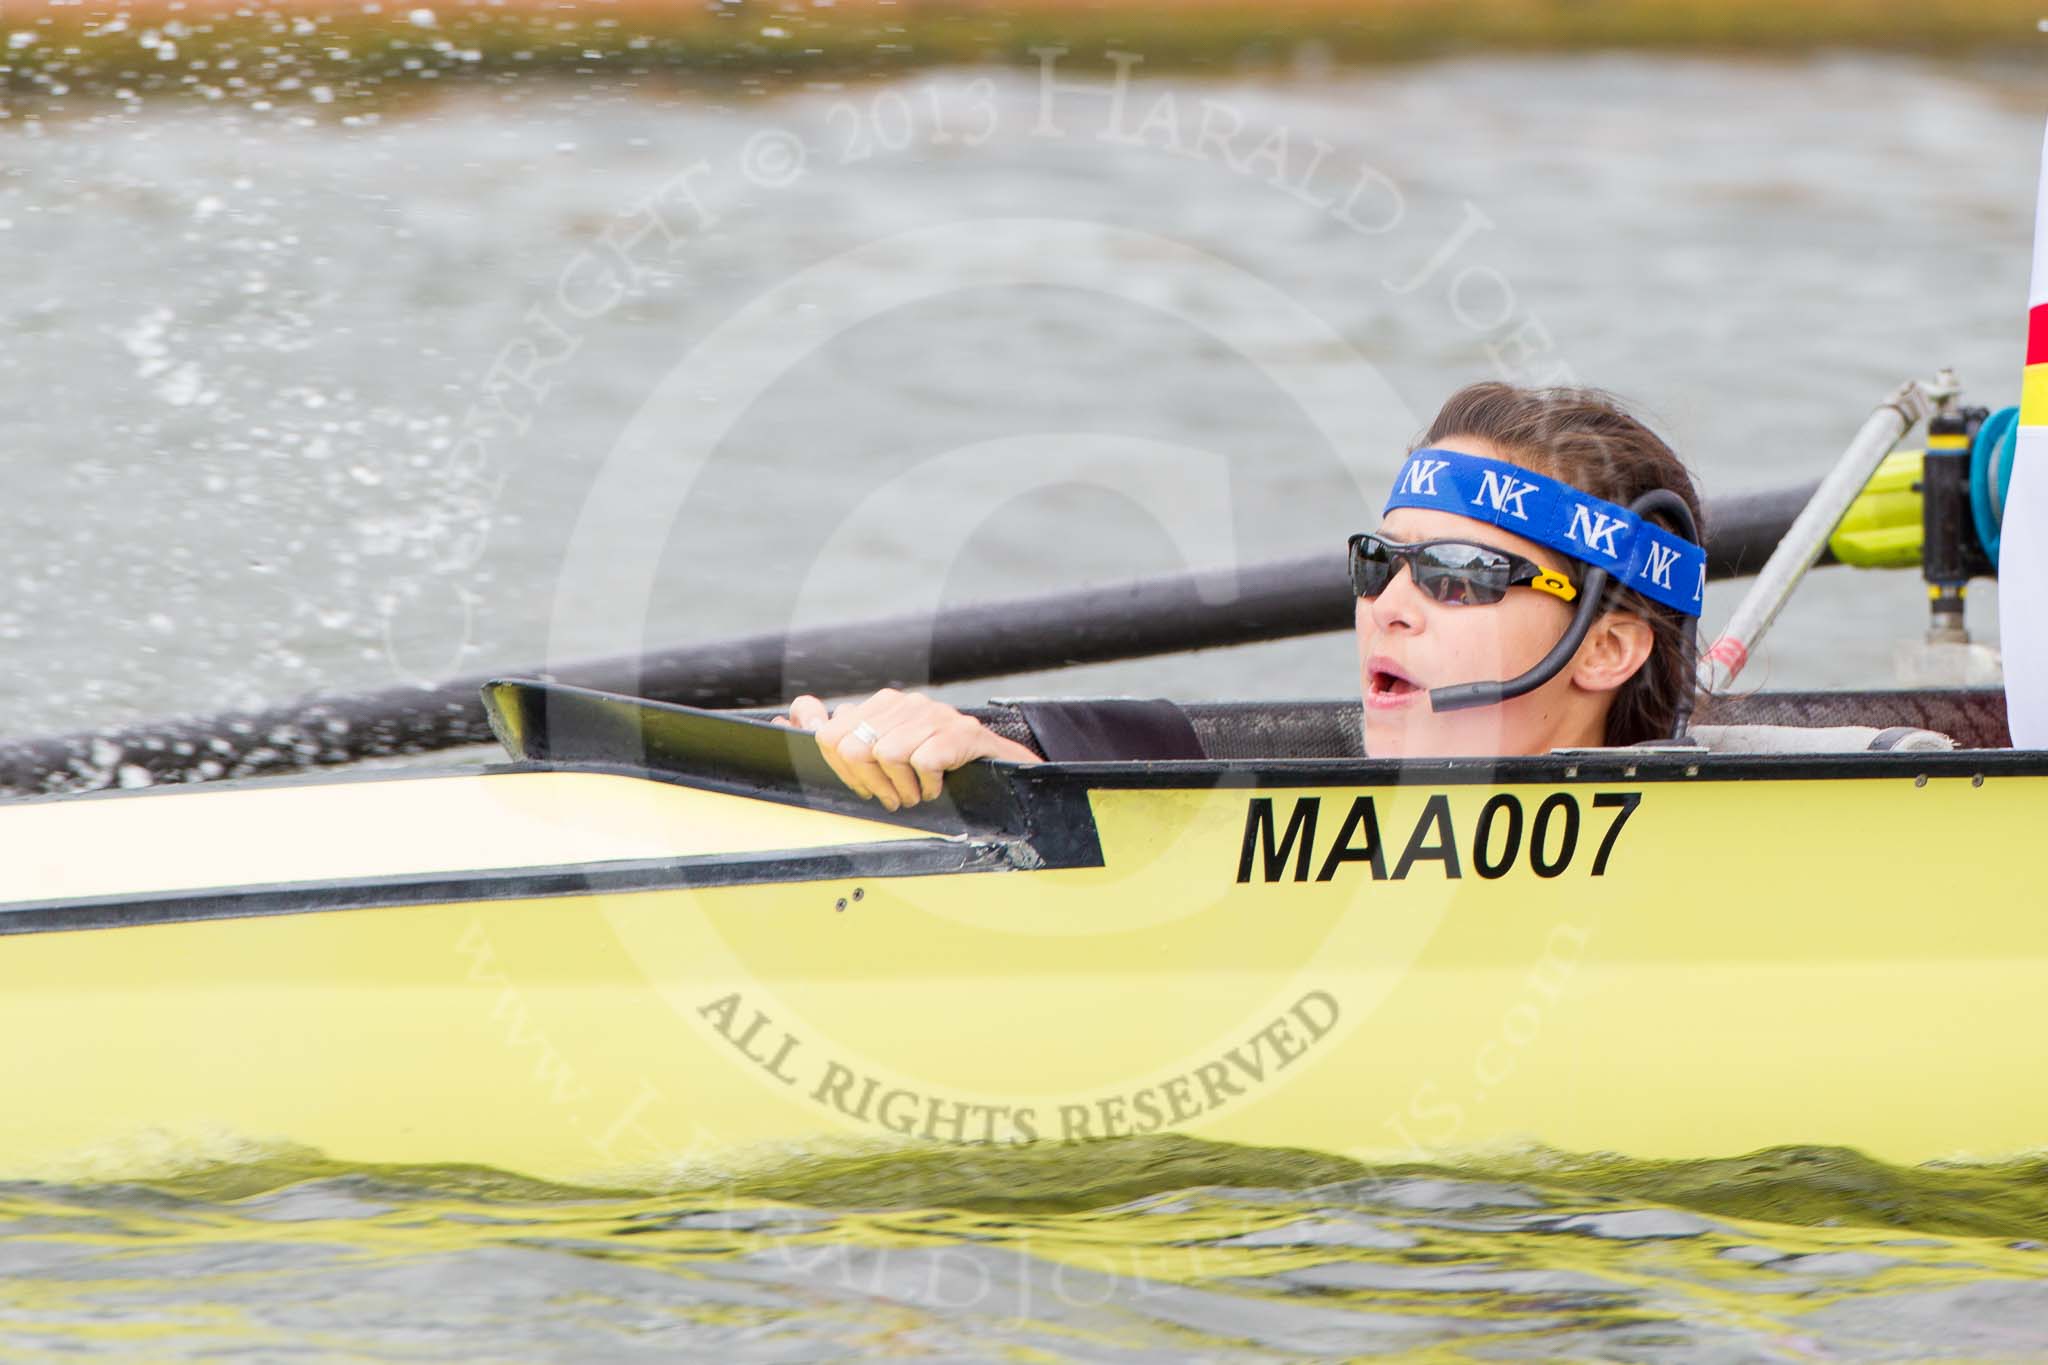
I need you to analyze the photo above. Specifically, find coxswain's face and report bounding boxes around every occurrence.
[1355,436,1613,758]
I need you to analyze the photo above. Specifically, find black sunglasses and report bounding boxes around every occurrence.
[1347,532,1577,607]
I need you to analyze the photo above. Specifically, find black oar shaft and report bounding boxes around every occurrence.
[0,481,1823,793]
[1704,481,1833,578]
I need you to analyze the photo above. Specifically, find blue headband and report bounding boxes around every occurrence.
[1383,448,1706,616]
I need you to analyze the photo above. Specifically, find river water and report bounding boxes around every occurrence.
[5,51,2048,1359]
[2,53,2041,738]
[7,1141,2048,1360]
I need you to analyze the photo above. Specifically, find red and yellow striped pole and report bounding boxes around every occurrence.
[2000,120,2048,747]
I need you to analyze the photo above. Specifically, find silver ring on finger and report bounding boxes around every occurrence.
[850,721,882,748]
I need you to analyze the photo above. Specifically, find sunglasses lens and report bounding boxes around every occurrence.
[1350,536,1518,604]
[1414,565,1486,605]
[1415,544,1512,606]
[1348,538,1399,597]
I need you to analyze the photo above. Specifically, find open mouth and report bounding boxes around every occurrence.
[1366,657,1424,706]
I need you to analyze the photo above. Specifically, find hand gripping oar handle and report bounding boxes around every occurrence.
[1429,489,1702,740]
[1698,377,1939,694]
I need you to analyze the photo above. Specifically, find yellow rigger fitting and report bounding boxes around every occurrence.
[1830,449,1926,569]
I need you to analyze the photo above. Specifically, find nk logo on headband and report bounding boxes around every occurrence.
[1643,541,1681,591]
[1472,470,1539,521]
[1397,458,1451,498]
[1383,447,1706,617]
[1566,504,1627,558]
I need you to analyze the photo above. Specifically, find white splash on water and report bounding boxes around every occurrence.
[155,361,214,408]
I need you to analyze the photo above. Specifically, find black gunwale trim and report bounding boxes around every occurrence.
[1010,747,2048,791]
[0,836,1013,937]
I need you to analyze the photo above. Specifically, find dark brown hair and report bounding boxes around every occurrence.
[1419,382,1704,746]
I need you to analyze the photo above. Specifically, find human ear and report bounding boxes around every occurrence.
[1571,611,1655,696]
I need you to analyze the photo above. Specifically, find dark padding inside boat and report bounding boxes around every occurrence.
[957,688,2012,760]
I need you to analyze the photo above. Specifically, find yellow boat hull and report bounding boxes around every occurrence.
[1,723,2041,1183]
